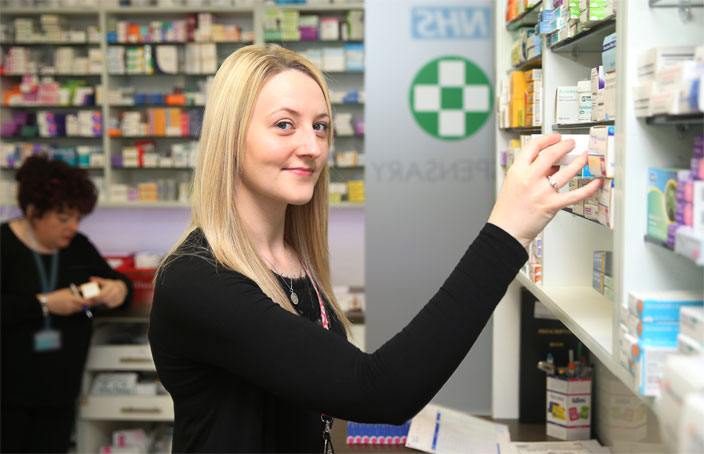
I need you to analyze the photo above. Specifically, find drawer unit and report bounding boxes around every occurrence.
[86,345,154,371]
[80,395,173,421]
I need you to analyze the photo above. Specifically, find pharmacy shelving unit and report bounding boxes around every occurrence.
[0,8,104,207]
[0,2,365,210]
[263,2,365,207]
[493,0,704,434]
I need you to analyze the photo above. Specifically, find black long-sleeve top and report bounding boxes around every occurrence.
[1,222,133,406]
[148,223,528,453]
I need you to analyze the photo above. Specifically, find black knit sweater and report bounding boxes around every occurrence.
[148,223,527,452]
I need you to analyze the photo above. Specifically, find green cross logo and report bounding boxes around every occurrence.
[409,56,493,141]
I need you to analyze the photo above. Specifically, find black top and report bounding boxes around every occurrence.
[149,223,528,453]
[1,222,132,406]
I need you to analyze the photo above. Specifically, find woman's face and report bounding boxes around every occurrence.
[30,207,81,250]
[241,69,329,207]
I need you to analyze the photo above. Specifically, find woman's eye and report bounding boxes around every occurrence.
[313,122,329,133]
[275,121,293,131]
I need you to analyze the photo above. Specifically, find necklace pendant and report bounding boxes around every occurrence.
[290,291,299,305]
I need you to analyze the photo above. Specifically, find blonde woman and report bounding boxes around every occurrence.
[149,44,600,453]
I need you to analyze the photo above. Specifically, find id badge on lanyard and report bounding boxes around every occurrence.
[32,249,62,352]
[303,266,334,454]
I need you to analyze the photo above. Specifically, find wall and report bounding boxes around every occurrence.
[365,0,497,414]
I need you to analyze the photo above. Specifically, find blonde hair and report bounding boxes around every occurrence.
[163,44,349,334]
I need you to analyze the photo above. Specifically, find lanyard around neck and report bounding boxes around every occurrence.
[26,223,60,293]
[301,265,330,331]
[31,249,59,294]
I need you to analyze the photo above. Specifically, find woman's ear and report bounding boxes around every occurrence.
[25,204,38,220]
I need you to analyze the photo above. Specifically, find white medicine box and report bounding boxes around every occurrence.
[546,376,592,440]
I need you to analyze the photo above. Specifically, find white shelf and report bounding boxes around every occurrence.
[0,8,98,15]
[516,273,656,410]
[271,3,364,12]
[493,0,703,423]
[104,6,255,14]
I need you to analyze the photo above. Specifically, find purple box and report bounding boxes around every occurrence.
[668,223,682,249]
[692,158,704,180]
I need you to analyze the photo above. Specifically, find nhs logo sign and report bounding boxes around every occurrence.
[412,6,491,40]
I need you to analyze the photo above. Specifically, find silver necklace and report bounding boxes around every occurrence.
[263,257,299,306]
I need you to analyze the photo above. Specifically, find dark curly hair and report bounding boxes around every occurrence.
[16,155,98,218]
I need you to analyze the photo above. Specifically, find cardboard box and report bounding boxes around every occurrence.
[602,32,616,73]
[629,291,704,322]
[557,134,590,166]
[546,376,592,440]
[677,333,703,355]
[626,311,680,347]
[630,344,677,396]
[647,167,681,243]
[679,394,704,454]
[680,306,704,345]
[555,86,579,124]
[659,355,704,450]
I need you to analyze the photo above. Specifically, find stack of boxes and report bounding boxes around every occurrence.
[592,250,613,301]
[618,291,703,396]
[634,45,702,117]
[114,141,197,169]
[264,9,362,43]
[300,44,364,72]
[567,177,614,228]
[525,69,542,128]
[674,136,704,265]
[553,31,615,124]
[3,76,99,106]
[505,0,541,23]
[678,306,704,356]
[108,14,252,44]
[499,69,542,129]
[510,26,542,67]
[525,232,543,285]
[647,137,704,263]
[9,15,99,44]
[110,108,203,138]
[541,0,614,48]
[658,355,704,452]
[0,143,104,169]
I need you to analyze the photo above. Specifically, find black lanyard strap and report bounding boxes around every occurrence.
[31,249,59,328]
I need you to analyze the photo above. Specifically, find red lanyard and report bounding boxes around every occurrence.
[302,265,330,331]
[301,265,334,454]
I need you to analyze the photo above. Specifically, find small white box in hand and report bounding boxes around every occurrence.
[81,281,101,299]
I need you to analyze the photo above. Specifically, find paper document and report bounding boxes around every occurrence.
[499,440,611,454]
[405,403,511,454]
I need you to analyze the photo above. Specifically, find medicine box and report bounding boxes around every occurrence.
[630,344,677,396]
[557,134,589,166]
[680,306,704,344]
[602,32,616,73]
[647,167,680,243]
[678,333,703,355]
[638,47,695,80]
[628,291,704,322]
[658,355,704,450]
[555,86,579,124]
[546,376,592,440]
[679,394,704,454]
[626,312,679,347]
[593,250,612,275]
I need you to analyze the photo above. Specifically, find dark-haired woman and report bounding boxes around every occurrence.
[1,155,132,453]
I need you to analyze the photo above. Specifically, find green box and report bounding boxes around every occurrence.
[647,167,679,243]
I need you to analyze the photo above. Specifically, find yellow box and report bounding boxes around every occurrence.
[347,180,365,203]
